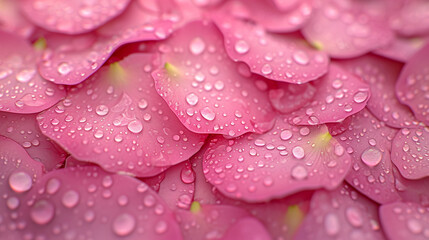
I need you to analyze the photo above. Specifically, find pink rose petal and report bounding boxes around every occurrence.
[271,0,300,12]
[396,44,429,126]
[0,0,35,38]
[213,16,329,84]
[268,82,317,114]
[222,217,272,240]
[152,21,276,136]
[0,135,44,237]
[158,161,195,210]
[0,31,66,113]
[331,108,401,204]
[19,0,131,34]
[392,127,429,180]
[380,201,429,240]
[302,0,393,58]
[175,204,251,239]
[389,0,429,37]
[220,0,313,33]
[0,112,67,171]
[6,165,183,239]
[392,165,429,206]
[289,63,370,125]
[203,116,351,202]
[373,35,428,63]
[296,183,385,240]
[38,53,206,177]
[339,54,418,128]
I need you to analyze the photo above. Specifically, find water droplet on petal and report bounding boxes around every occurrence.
[189,37,205,55]
[324,213,340,236]
[201,107,215,121]
[353,91,369,103]
[186,93,199,106]
[291,165,308,180]
[280,130,293,141]
[293,51,309,65]
[9,171,32,193]
[31,200,55,225]
[234,40,250,54]
[112,213,136,236]
[346,207,363,227]
[62,190,79,208]
[96,105,109,116]
[292,146,305,159]
[261,64,273,75]
[361,148,382,167]
[46,178,61,194]
[57,62,72,75]
[407,219,423,234]
[127,120,143,134]
[155,220,168,234]
[16,69,36,83]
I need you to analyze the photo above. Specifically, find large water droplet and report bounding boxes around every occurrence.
[112,213,136,236]
[96,105,109,116]
[353,91,369,103]
[180,167,196,184]
[189,37,205,55]
[361,148,382,167]
[186,93,199,106]
[292,146,305,159]
[16,69,36,83]
[201,107,215,121]
[46,178,61,194]
[280,130,293,141]
[324,213,340,236]
[62,190,80,208]
[234,40,250,54]
[128,120,143,134]
[31,200,55,225]
[9,171,32,193]
[293,51,309,65]
[57,62,72,75]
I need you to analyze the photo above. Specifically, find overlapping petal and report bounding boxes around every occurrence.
[330,108,400,203]
[0,0,35,38]
[213,16,329,84]
[268,82,316,114]
[396,44,429,126]
[152,21,276,136]
[3,165,182,239]
[203,116,351,202]
[339,54,418,128]
[391,127,429,180]
[289,63,370,125]
[38,53,206,177]
[0,112,67,171]
[296,183,385,240]
[19,0,131,34]
[373,35,427,62]
[0,31,66,113]
[389,0,429,37]
[380,201,429,240]
[301,0,393,58]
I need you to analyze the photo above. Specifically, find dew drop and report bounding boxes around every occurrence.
[9,171,32,193]
[201,107,215,121]
[361,148,382,167]
[186,93,199,106]
[138,99,148,109]
[292,146,305,159]
[353,91,369,103]
[30,200,55,225]
[16,69,36,83]
[96,105,109,116]
[293,51,309,65]
[261,64,273,75]
[6,197,20,210]
[155,220,168,234]
[280,130,293,141]
[291,165,308,180]
[407,219,423,234]
[46,178,61,194]
[324,213,340,236]
[234,40,250,54]
[112,213,136,236]
[62,190,80,208]
[57,62,72,75]
[189,37,205,55]
[127,120,143,134]
[180,167,196,184]
[345,207,363,227]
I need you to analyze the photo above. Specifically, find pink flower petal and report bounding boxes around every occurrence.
[301,0,393,58]
[0,0,35,38]
[213,17,329,84]
[339,54,418,128]
[203,117,351,202]
[0,112,67,171]
[38,53,206,177]
[19,0,131,34]
[392,127,429,180]
[289,63,370,125]
[389,0,429,37]
[158,161,195,210]
[222,217,272,240]
[380,201,429,240]
[392,165,429,206]
[220,0,313,33]
[295,183,385,240]
[175,204,251,239]
[396,44,429,126]
[0,31,66,113]
[271,0,300,12]
[0,135,44,237]
[152,21,276,136]
[268,82,317,114]
[331,108,401,204]
[373,35,428,63]
[38,0,173,85]
[5,165,183,239]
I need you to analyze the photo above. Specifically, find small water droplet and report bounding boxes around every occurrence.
[180,167,196,184]
[291,165,308,180]
[261,64,272,75]
[112,213,136,236]
[361,148,382,167]
[280,130,293,141]
[62,190,79,208]
[6,197,20,210]
[57,62,72,75]
[234,40,250,54]
[186,93,199,106]
[155,220,168,234]
[138,99,148,109]
[31,200,55,225]
[201,107,215,121]
[346,207,363,227]
[189,37,205,55]
[293,51,309,65]
[96,105,109,116]
[324,213,340,236]
[292,146,305,159]
[128,120,143,134]
[16,69,36,83]
[407,219,423,234]
[9,171,32,193]
[353,91,369,103]
[46,178,61,194]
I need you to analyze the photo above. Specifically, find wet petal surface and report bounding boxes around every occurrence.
[330,108,400,203]
[389,0,429,37]
[152,21,276,136]
[392,127,429,180]
[302,0,393,58]
[289,63,370,125]
[19,0,131,34]
[203,117,351,202]
[0,31,65,113]
[296,183,385,240]
[38,53,206,177]
[396,44,429,126]
[214,17,329,84]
